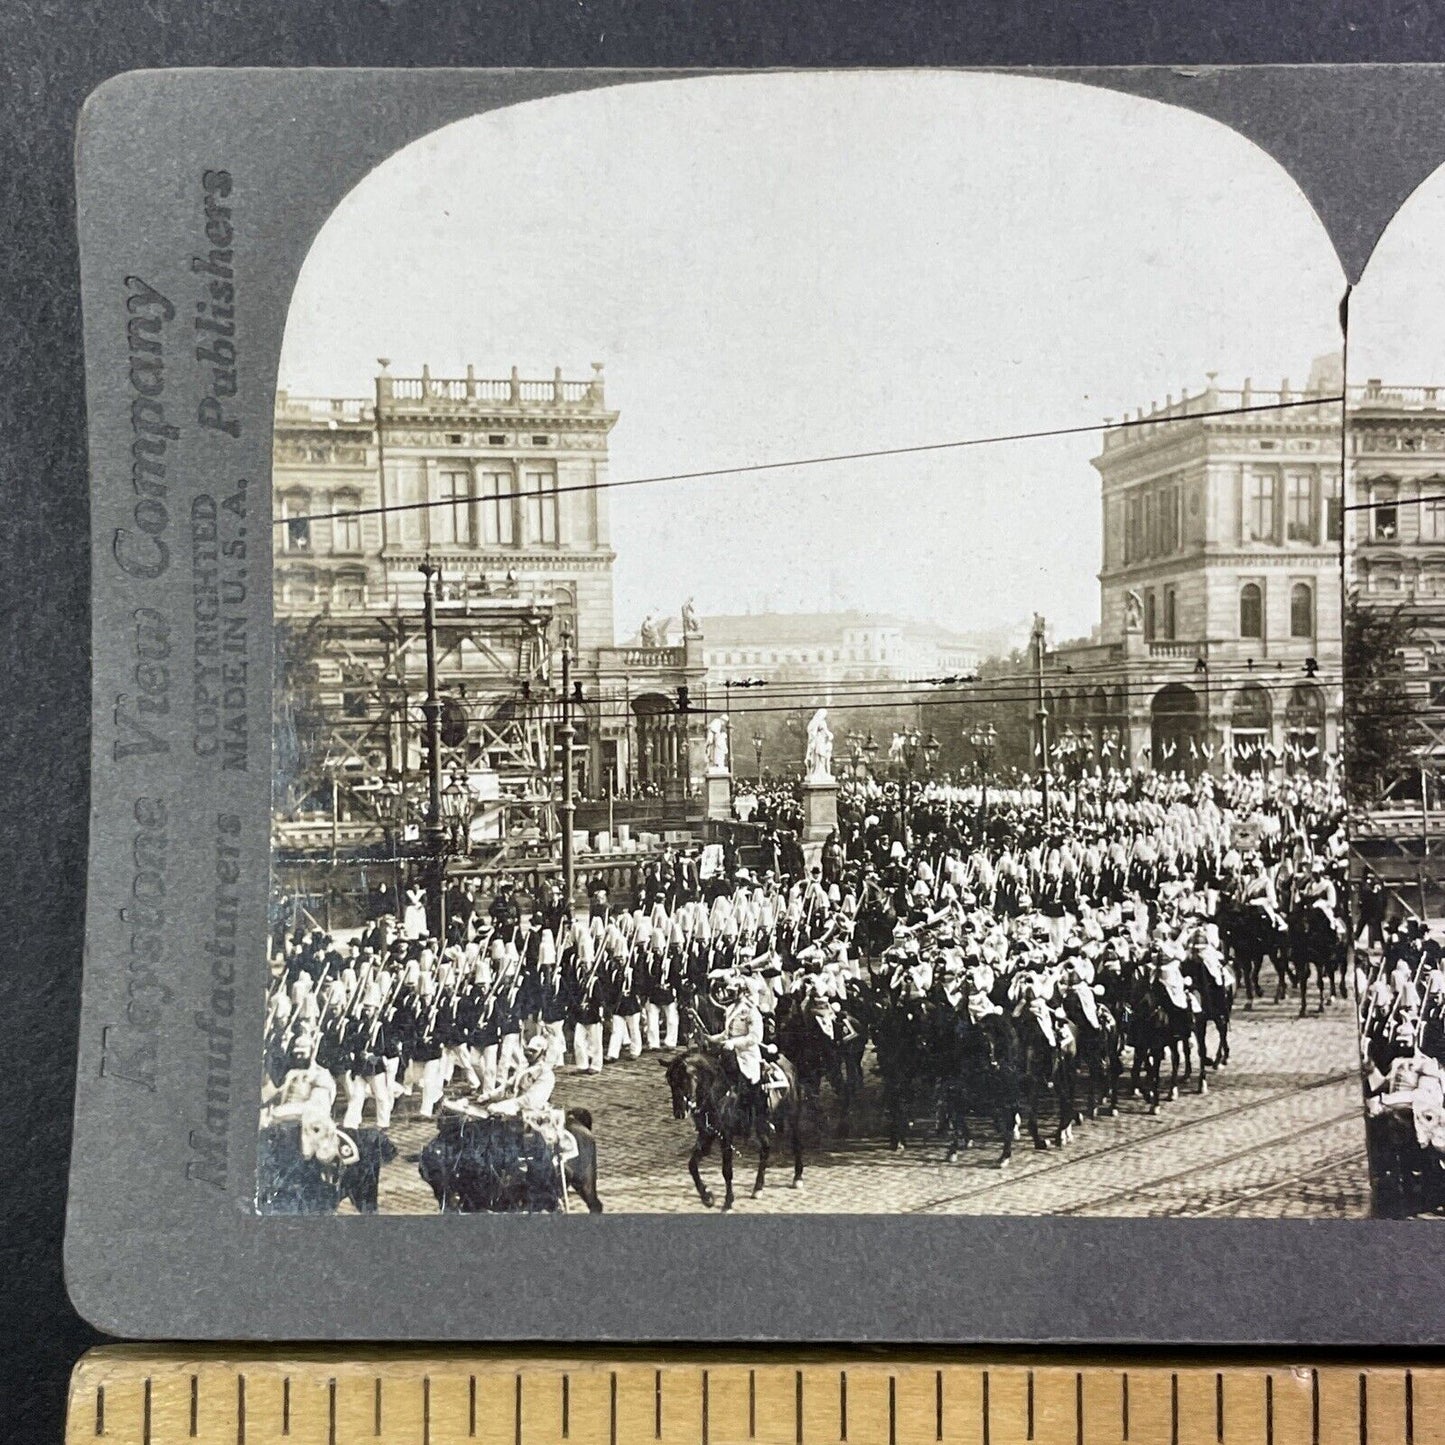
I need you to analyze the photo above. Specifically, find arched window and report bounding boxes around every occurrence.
[1239,582,1263,639]
[1289,582,1313,639]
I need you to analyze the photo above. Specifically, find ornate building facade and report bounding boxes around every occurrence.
[1044,360,1344,776]
[271,366,701,879]
[1347,380,1445,804]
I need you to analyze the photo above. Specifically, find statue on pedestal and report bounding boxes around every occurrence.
[681,597,700,636]
[639,612,658,648]
[705,715,730,774]
[804,708,834,783]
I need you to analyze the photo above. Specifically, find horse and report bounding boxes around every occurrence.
[1183,951,1235,1069]
[1286,900,1347,1016]
[1012,999,1078,1148]
[938,1008,1023,1168]
[861,991,937,1151]
[1060,984,1121,1120]
[418,1107,603,1213]
[663,1050,804,1211]
[773,992,867,1138]
[1218,897,1286,1010]
[1128,972,1205,1112]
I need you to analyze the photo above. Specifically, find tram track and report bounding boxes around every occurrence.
[907,1065,1358,1214]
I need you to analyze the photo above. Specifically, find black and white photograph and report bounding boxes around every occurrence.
[1342,170,1445,1217]
[257,71,1368,1218]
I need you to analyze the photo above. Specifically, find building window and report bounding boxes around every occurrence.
[1325,473,1343,542]
[332,489,362,553]
[280,491,312,553]
[1163,586,1177,641]
[1247,473,1277,542]
[1239,582,1263,639]
[1430,655,1445,709]
[388,464,426,547]
[523,468,558,545]
[1124,494,1142,564]
[1143,589,1157,641]
[1285,473,1314,542]
[478,470,515,545]
[1158,484,1181,555]
[435,468,475,546]
[335,570,366,608]
[1422,493,1445,542]
[1289,581,1313,639]
[1373,484,1399,541]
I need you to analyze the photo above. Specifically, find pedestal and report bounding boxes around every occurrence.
[704,770,733,822]
[801,778,838,843]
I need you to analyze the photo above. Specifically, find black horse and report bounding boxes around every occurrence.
[773,993,867,1137]
[1012,1000,1078,1148]
[1183,951,1235,1069]
[664,1050,804,1210]
[1286,901,1347,1016]
[1129,972,1205,1111]
[938,1008,1023,1168]
[418,1108,603,1213]
[1060,985,1121,1120]
[863,992,937,1151]
[1218,898,1286,1010]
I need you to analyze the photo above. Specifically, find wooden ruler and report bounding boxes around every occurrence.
[69,1350,1445,1445]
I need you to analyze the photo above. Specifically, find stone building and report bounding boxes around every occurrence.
[1044,359,1344,777]
[1346,380,1445,804]
[271,365,701,874]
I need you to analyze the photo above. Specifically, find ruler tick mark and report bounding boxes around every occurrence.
[517,1374,525,1445]
[1406,1371,1415,1445]
[1123,1373,1131,1440]
[653,1370,660,1440]
[95,1386,104,1437]
[1171,1375,1180,1445]
[796,1370,804,1445]
[238,1374,247,1445]
[143,1378,152,1445]
[375,1377,383,1437]
[1216,1373,1225,1444]
[469,1376,477,1438]
[563,1373,570,1440]
[703,1370,710,1445]
[1267,1376,1275,1445]
[328,1379,336,1445]
[1028,1370,1035,1441]
[983,1371,991,1445]
[750,1370,756,1439]
[1076,1373,1084,1445]
[936,1370,944,1442]
[1360,1373,1368,1445]
[424,1376,432,1445]
[283,1376,291,1437]
[840,1371,848,1441]
[889,1376,897,1445]
[1314,1372,1321,1445]
[190,1375,199,1439]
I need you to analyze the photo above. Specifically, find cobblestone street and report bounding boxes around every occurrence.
[373,994,1372,1217]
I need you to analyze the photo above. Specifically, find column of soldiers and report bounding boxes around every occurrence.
[264,767,1350,1164]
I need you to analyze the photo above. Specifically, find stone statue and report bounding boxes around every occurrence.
[804,707,834,783]
[888,730,905,764]
[639,612,657,648]
[705,715,730,774]
[1124,589,1144,633]
[681,597,700,636]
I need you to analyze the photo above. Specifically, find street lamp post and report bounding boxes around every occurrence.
[559,627,576,913]
[863,732,879,779]
[419,562,447,939]
[968,720,998,817]
[751,732,764,781]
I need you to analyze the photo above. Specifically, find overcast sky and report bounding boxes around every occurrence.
[278,72,1344,646]
[1351,166,1445,384]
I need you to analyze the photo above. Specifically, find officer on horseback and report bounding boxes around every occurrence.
[705,975,767,1125]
